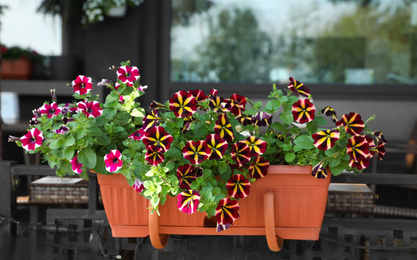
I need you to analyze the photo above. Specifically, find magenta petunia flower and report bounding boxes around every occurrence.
[104,149,123,172]
[72,75,93,95]
[226,174,251,199]
[176,164,197,189]
[177,189,201,214]
[76,101,103,118]
[242,136,267,156]
[128,128,146,141]
[182,140,211,165]
[292,99,316,124]
[248,156,270,179]
[133,179,145,193]
[231,141,252,167]
[145,146,165,166]
[312,160,328,179]
[336,112,364,136]
[169,90,197,118]
[138,85,148,92]
[142,126,173,152]
[312,129,340,151]
[39,102,62,118]
[20,128,43,151]
[205,134,228,160]
[116,65,140,83]
[214,114,234,142]
[70,153,83,174]
[54,126,69,135]
[215,198,240,227]
[288,77,310,97]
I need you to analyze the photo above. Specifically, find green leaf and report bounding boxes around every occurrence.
[264,99,280,113]
[63,135,75,147]
[78,148,97,169]
[218,161,228,174]
[131,107,145,118]
[314,116,328,126]
[63,147,75,160]
[285,153,296,163]
[293,135,315,149]
[271,122,284,131]
[279,113,293,125]
[49,138,64,149]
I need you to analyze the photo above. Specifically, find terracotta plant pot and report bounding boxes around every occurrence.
[1,59,32,80]
[97,165,331,251]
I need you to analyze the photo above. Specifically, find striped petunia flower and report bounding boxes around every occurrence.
[373,130,387,145]
[205,134,228,160]
[142,110,161,132]
[208,95,226,113]
[252,111,272,126]
[312,160,328,179]
[248,156,270,179]
[104,149,123,172]
[20,128,43,151]
[321,106,338,123]
[242,136,267,156]
[349,157,370,170]
[177,190,201,214]
[292,99,316,124]
[182,140,211,165]
[312,129,340,151]
[214,114,234,142]
[235,114,253,126]
[215,198,240,228]
[231,141,252,167]
[176,164,197,189]
[169,90,197,118]
[346,135,370,165]
[116,65,140,83]
[225,94,246,116]
[188,89,207,104]
[336,112,364,136]
[70,153,83,174]
[76,101,103,118]
[182,116,194,134]
[72,75,93,95]
[226,174,251,199]
[145,146,165,166]
[39,102,62,118]
[288,77,310,97]
[142,126,173,152]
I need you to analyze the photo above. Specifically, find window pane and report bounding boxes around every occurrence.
[170,0,416,84]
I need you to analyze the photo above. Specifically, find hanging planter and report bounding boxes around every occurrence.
[1,59,32,80]
[105,4,127,17]
[97,165,331,252]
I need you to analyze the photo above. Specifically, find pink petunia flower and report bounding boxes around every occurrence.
[116,66,140,83]
[104,150,123,172]
[39,103,62,118]
[70,153,83,174]
[20,128,43,151]
[76,101,103,118]
[72,75,93,95]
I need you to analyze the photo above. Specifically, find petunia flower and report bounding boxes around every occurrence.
[288,77,310,97]
[252,111,272,126]
[149,101,168,110]
[133,178,145,193]
[292,99,316,124]
[138,85,148,92]
[176,164,197,189]
[235,114,253,126]
[248,156,270,179]
[54,126,69,135]
[242,136,267,156]
[177,190,201,214]
[312,160,328,179]
[142,110,162,132]
[312,129,340,151]
[169,90,197,118]
[72,75,93,95]
[104,149,123,172]
[208,95,226,113]
[116,65,140,83]
[209,89,218,96]
[188,89,207,104]
[215,198,240,228]
[321,106,338,123]
[224,94,246,116]
[231,141,252,167]
[373,130,387,145]
[349,157,370,170]
[336,112,364,136]
[39,103,62,118]
[142,126,173,152]
[346,135,370,165]
[128,128,146,141]
[145,146,165,166]
[214,114,234,142]
[205,134,228,160]
[182,140,211,165]
[20,128,43,151]
[226,174,251,199]
[70,153,83,174]
[182,116,194,134]
[76,101,103,118]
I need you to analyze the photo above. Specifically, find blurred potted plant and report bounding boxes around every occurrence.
[0,45,45,80]
[10,61,387,251]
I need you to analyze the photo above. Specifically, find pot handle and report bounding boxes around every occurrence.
[264,191,284,252]
[149,207,170,249]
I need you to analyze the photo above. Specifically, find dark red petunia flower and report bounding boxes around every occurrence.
[373,130,387,145]
[347,135,370,164]
[231,141,252,167]
[20,128,43,151]
[188,89,207,104]
[349,157,370,170]
[149,101,168,110]
[182,116,194,134]
[205,134,228,160]
[292,99,316,124]
[336,112,364,136]
[176,164,197,189]
[39,102,62,118]
[214,114,234,142]
[142,110,162,132]
[321,106,338,123]
[72,75,93,95]
[169,90,197,118]
[116,65,140,83]
[235,114,253,126]
[142,126,173,152]
[182,140,211,165]
[248,156,270,179]
[177,190,201,214]
[209,89,218,96]
[145,146,165,166]
[208,95,226,113]
[288,77,310,97]
[312,160,328,179]
[133,179,145,193]
[224,94,246,116]
[76,101,103,118]
[215,198,240,226]
[312,129,340,151]
[226,174,251,199]
[242,136,267,156]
